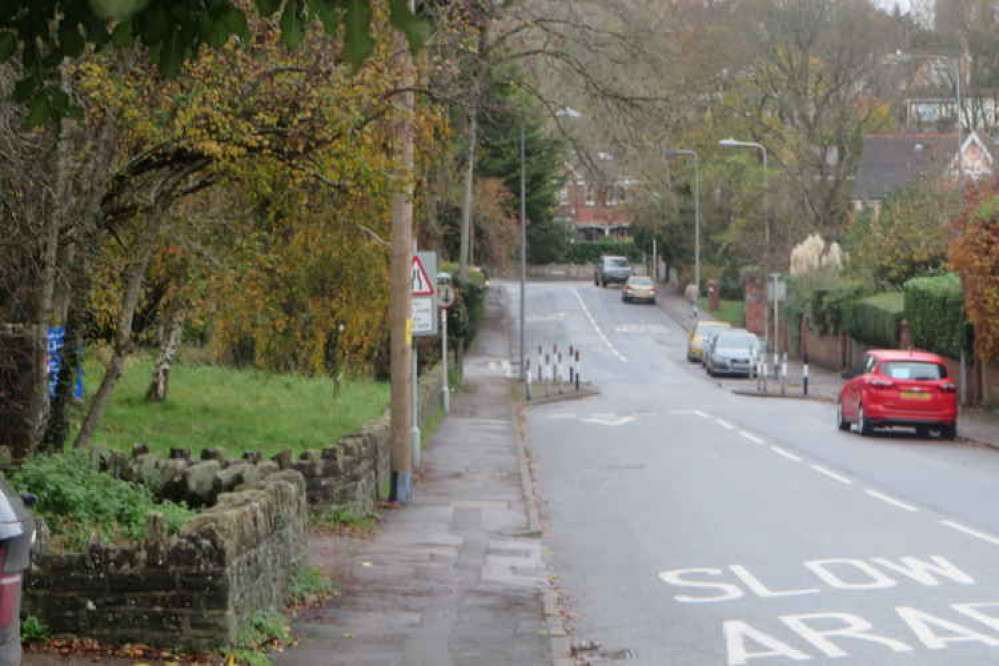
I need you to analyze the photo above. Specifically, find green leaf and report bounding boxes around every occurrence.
[59,21,86,57]
[342,0,374,67]
[12,75,37,103]
[388,0,429,55]
[110,19,134,47]
[280,0,305,49]
[0,31,17,63]
[158,29,184,78]
[88,0,151,21]
[305,0,339,34]
[254,0,283,17]
[25,95,51,128]
[221,8,249,39]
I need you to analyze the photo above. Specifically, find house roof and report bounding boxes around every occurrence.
[852,134,957,201]
[853,131,996,201]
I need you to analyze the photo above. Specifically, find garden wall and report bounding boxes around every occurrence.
[24,470,307,649]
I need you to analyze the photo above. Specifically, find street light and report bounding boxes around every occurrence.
[665,149,701,295]
[719,138,770,354]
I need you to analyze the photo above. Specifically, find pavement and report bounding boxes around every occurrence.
[279,285,561,666]
[514,278,999,666]
[655,283,999,446]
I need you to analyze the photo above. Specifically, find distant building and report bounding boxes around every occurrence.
[554,155,636,241]
[851,130,996,214]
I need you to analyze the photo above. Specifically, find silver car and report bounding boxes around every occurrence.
[704,329,760,377]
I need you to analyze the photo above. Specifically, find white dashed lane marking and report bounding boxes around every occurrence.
[941,520,999,547]
[810,464,853,485]
[739,430,765,445]
[715,418,735,430]
[865,489,918,512]
[770,445,803,462]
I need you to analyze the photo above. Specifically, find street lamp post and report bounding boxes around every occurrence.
[665,149,701,295]
[719,138,770,354]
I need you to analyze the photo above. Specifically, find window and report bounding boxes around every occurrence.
[863,355,876,374]
[584,183,596,207]
[881,361,946,380]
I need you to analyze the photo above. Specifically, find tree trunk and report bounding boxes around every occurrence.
[458,108,478,280]
[73,235,156,449]
[145,302,185,403]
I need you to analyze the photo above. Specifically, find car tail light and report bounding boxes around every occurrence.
[868,378,894,389]
[940,383,957,393]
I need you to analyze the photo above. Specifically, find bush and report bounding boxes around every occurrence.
[903,273,970,359]
[9,450,194,551]
[810,281,876,336]
[564,240,642,265]
[841,292,905,349]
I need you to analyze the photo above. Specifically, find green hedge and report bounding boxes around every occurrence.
[903,273,968,359]
[809,281,876,336]
[565,240,642,265]
[841,292,904,349]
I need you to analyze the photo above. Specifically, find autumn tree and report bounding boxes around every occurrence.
[950,185,999,362]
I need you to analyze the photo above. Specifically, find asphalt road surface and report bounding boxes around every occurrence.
[512,280,999,666]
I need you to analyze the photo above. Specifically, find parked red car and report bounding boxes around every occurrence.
[837,350,957,439]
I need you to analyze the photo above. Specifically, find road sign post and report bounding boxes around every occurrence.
[410,251,437,471]
[437,273,455,414]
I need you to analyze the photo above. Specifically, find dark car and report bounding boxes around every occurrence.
[704,329,760,377]
[594,256,632,287]
[0,480,35,666]
[837,349,957,439]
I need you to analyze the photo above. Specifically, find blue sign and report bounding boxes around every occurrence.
[46,326,83,400]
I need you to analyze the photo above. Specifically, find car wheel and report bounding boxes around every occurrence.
[857,404,873,436]
[650,298,657,305]
[836,402,850,431]
[942,424,957,441]
[916,425,931,438]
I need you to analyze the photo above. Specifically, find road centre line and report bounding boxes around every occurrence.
[693,410,711,419]
[715,418,735,430]
[573,289,628,363]
[769,445,803,462]
[941,520,999,547]
[810,465,853,485]
[738,430,765,445]
[865,489,918,512]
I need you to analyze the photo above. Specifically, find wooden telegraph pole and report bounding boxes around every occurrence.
[389,2,416,504]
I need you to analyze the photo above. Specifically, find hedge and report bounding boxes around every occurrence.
[841,292,904,349]
[565,240,642,265]
[903,273,969,359]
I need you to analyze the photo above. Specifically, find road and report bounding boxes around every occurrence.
[511,280,999,666]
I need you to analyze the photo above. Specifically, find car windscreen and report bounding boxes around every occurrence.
[715,333,758,350]
[608,258,629,268]
[881,361,946,380]
[629,277,653,286]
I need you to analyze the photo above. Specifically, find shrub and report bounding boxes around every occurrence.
[841,292,905,349]
[9,450,194,551]
[810,281,876,336]
[903,273,970,359]
[564,240,642,265]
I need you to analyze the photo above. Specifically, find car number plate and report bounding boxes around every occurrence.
[901,391,931,400]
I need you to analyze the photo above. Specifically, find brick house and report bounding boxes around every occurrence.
[554,155,636,240]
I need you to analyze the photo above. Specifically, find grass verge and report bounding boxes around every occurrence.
[76,352,389,458]
[698,297,746,327]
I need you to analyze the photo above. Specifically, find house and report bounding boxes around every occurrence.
[851,131,996,214]
[554,154,636,241]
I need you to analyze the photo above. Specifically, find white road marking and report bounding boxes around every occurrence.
[940,520,999,547]
[715,418,736,430]
[693,410,711,419]
[865,489,918,512]
[583,415,637,427]
[739,430,765,445]
[770,445,803,462]
[811,465,853,485]
[573,289,628,363]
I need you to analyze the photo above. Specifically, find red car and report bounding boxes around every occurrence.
[837,350,957,439]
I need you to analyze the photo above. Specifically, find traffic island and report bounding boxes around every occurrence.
[515,380,600,406]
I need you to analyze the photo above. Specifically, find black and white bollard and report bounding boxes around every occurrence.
[575,350,581,391]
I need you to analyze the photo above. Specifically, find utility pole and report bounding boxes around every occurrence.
[519,126,527,380]
[389,2,415,504]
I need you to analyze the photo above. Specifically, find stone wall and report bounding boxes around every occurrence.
[292,361,445,513]
[24,470,307,649]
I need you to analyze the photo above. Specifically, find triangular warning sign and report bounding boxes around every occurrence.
[410,256,435,296]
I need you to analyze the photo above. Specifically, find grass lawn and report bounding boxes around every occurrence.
[698,297,746,327]
[76,354,389,458]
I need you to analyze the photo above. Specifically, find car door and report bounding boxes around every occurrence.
[843,354,874,419]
